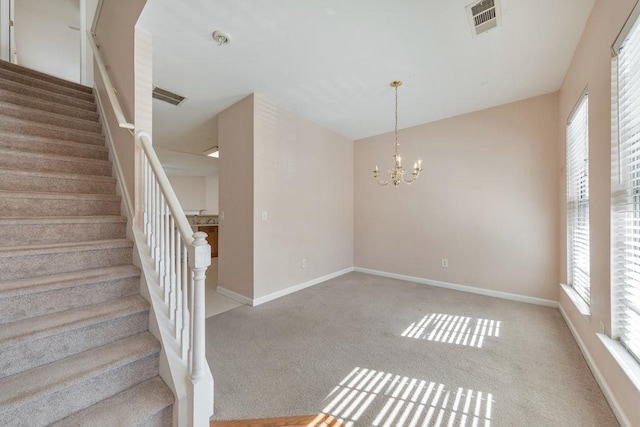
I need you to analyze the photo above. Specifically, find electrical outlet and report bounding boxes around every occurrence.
[262,211,268,221]
[599,321,605,334]
[301,258,307,269]
[441,258,449,268]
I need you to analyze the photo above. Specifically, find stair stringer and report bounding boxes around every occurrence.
[96,88,209,427]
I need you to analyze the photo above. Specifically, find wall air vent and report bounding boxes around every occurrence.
[152,86,186,106]
[466,0,500,37]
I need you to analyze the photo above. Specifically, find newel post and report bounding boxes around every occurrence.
[188,231,213,425]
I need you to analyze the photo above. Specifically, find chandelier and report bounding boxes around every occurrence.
[373,80,423,187]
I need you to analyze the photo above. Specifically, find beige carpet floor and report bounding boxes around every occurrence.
[205,258,244,318]
[205,272,618,426]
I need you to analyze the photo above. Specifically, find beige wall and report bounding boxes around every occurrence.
[166,175,218,214]
[94,0,147,209]
[354,92,560,301]
[218,95,255,298]
[253,94,353,299]
[558,0,640,422]
[167,176,207,211]
[205,174,219,215]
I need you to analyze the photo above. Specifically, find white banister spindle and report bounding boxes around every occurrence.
[188,269,194,373]
[163,205,171,303]
[175,235,182,337]
[181,245,189,359]
[169,216,176,320]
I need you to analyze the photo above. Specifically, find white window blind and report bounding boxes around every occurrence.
[613,5,640,362]
[566,94,590,304]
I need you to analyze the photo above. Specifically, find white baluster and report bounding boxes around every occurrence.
[175,234,183,339]
[169,216,176,321]
[181,245,189,360]
[160,195,166,291]
[154,180,161,272]
[143,158,150,247]
[188,268,194,372]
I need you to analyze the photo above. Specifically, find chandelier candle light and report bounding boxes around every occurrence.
[373,80,423,187]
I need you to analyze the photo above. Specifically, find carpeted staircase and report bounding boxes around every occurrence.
[0,60,175,426]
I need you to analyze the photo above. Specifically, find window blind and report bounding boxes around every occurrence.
[613,7,640,362]
[566,94,590,304]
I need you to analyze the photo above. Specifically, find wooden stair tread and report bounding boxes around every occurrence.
[211,414,346,427]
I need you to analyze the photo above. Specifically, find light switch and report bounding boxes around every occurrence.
[262,211,268,221]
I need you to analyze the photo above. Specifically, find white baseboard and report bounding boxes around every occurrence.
[252,267,354,307]
[216,286,253,306]
[353,267,559,308]
[559,306,631,427]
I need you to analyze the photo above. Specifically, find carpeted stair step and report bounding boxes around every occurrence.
[0,295,149,377]
[0,67,94,103]
[0,216,126,246]
[51,376,174,427]
[0,190,120,217]
[0,115,104,145]
[0,77,96,112]
[0,265,140,323]
[0,332,161,427]
[0,239,133,281]
[0,168,116,195]
[0,148,111,176]
[0,101,101,133]
[0,191,121,216]
[0,60,93,95]
[0,88,99,122]
[0,131,108,160]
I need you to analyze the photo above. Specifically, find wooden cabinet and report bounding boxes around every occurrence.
[198,226,218,258]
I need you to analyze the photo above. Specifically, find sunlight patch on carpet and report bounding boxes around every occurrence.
[401,314,501,348]
[322,368,494,427]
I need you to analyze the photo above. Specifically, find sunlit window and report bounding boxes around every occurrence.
[566,92,590,305]
[612,3,640,362]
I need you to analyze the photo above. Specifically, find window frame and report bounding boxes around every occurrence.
[566,90,590,306]
[611,0,640,364]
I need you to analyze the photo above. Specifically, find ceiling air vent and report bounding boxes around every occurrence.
[466,0,500,37]
[152,86,186,106]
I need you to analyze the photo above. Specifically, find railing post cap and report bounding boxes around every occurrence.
[192,231,208,246]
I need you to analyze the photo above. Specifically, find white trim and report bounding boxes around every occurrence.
[598,333,640,393]
[353,267,559,308]
[560,283,591,316]
[613,0,640,54]
[95,88,134,219]
[559,306,631,427]
[252,267,354,307]
[216,286,252,306]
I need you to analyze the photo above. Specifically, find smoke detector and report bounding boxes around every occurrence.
[212,30,231,46]
[466,0,501,37]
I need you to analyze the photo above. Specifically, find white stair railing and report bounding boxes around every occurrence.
[88,24,213,426]
[138,131,213,426]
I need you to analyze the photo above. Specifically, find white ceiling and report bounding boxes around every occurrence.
[139,0,595,152]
